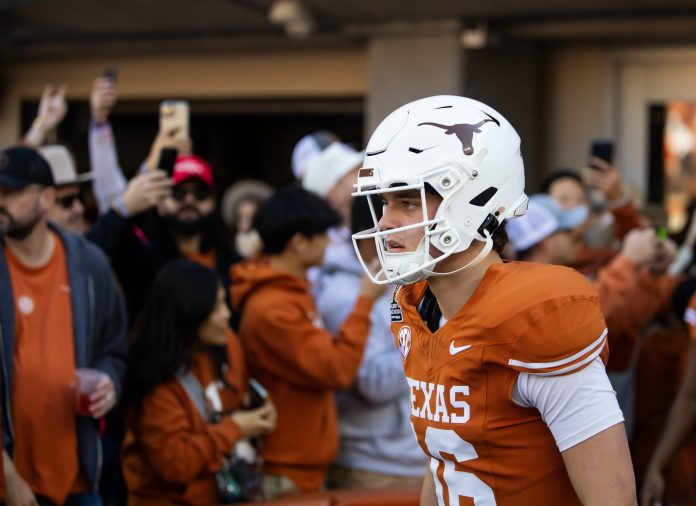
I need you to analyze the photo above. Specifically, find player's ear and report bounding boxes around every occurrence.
[39,186,56,212]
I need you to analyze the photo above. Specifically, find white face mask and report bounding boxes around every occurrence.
[235,229,263,259]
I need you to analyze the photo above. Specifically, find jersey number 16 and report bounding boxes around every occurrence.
[424,426,496,506]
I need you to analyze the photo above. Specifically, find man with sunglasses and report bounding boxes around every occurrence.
[107,154,240,327]
[159,155,219,268]
[0,146,126,506]
[37,145,172,262]
[39,145,92,235]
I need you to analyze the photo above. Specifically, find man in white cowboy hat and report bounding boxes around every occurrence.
[39,144,93,234]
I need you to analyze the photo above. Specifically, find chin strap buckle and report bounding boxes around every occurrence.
[477,213,500,238]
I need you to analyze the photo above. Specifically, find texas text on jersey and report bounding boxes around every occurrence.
[393,261,609,506]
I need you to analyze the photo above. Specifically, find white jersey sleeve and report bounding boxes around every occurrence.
[512,356,625,452]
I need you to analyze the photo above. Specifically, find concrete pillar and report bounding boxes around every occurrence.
[464,42,544,191]
[365,33,543,193]
[366,29,464,135]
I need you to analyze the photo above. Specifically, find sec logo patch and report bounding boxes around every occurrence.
[398,326,412,360]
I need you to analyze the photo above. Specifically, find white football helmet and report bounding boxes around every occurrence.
[352,95,528,285]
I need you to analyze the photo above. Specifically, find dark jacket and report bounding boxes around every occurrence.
[0,225,127,491]
[85,208,129,258]
[109,210,241,328]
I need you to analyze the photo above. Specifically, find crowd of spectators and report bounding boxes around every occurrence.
[1,71,696,506]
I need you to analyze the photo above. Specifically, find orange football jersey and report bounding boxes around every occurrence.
[685,293,696,341]
[392,262,609,506]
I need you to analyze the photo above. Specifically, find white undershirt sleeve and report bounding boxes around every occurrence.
[512,356,625,452]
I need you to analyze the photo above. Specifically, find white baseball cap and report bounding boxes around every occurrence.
[506,194,588,252]
[291,130,339,180]
[302,142,364,197]
[38,145,92,186]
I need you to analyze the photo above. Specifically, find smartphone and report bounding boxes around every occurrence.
[248,378,268,409]
[589,140,614,169]
[159,100,189,140]
[156,147,178,176]
[103,67,118,83]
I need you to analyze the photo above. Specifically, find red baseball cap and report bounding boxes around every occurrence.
[172,155,215,190]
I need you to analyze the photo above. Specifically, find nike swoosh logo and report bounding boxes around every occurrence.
[450,342,472,355]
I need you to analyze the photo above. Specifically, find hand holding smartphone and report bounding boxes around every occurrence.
[248,378,268,409]
[160,100,189,140]
[103,66,118,83]
[589,140,614,170]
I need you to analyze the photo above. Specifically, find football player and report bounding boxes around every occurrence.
[351,96,636,505]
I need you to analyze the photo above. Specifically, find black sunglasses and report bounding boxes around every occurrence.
[172,186,212,202]
[57,193,82,209]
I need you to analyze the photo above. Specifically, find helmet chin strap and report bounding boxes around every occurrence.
[423,231,494,278]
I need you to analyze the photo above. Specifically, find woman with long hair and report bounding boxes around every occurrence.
[122,259,276,505]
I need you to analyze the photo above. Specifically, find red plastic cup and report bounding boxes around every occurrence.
[75,368,103,416]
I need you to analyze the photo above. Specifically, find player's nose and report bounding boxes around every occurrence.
[377,208,397,231]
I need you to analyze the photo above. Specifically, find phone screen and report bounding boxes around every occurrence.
[248,378,268,409]
[157,147,178,176]
[589,140,614,168]
[103,67,118,83]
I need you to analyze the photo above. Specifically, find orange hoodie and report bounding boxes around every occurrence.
[122,331,247,506]
[231,258,373,492]
[604,272,683,371]
[610,199,645,241]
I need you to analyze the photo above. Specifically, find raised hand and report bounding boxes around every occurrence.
[90,77,118,124]
[36,84,68,131]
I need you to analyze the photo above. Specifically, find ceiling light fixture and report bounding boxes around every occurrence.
[268,0,315,38]
[461,22,488,49]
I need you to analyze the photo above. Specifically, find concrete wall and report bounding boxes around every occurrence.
[7,41,696,202]
[545,45,696,199]
[545,46,613,177]
[366,33,463,134]
[0,48,367,147]
[465,42,544,191]
[614,47,696,197]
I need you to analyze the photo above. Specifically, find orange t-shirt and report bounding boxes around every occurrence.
[5,232,86,504]
[183,249,216,269]
[393,262,608,506]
